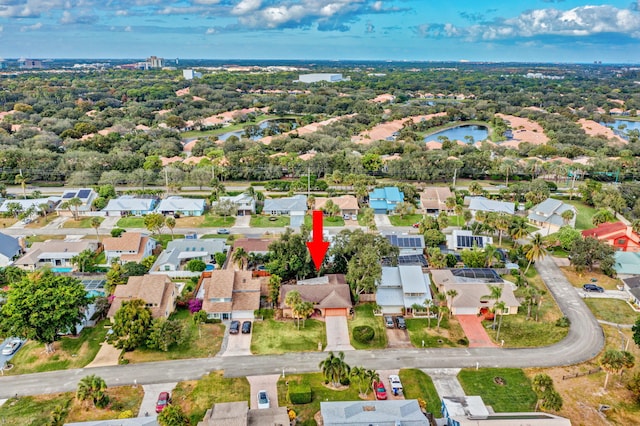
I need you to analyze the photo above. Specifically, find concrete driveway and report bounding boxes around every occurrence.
[374,214,391,228]
[247,375,280,409]
[234,215,251,228]
[220,321,252,357]
[377,369,404,400]
[138,382,177,418]
[456,315,496,348]
[325,316,354,352]
[422,368,465,398]
[386,328,412,349]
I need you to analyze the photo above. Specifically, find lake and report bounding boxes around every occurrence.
[217,118,297,141]
[602,119,640,140]
[424,125,489,143]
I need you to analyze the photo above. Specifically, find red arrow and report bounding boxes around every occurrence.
[306,210,330,271]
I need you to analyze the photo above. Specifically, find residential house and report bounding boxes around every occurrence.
[0,197,58,218]
[441,395,570,426]
[56,188,98,217]
[150,238,227,275]
[314,195,359,217]
[107,274,178,319]
[231,238,272,256]
[102,232,157,264]
[527,198,577,232]
[615,251,640,277]
[622,276,640,305]
[280,274,352,317]
[217,193,255,216]
[14,239,99,271]
[156,196,206,217]
[582,221,640,252]
[0,232,21,267]
[430,269,520,316]
[67,418,158,426]
[420,186,454,214]
[200,270,261,320]
[384,234,425,256]
[321,400,429,426]
[369,187,404,214]
[447,229,493,251]
[263,195,307,227]
[198,401,289,426]
[102,196,157,217]
[376,265,432,315]
[466,196,515,217]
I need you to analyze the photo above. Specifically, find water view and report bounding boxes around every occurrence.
[424,125,489,143]
[604,119,640,140]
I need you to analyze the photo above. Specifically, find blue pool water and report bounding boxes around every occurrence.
[87,290,106,298]
[205,264,215,271]
[424,125,489,143]
[51,267,73,273]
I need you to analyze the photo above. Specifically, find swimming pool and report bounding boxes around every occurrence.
[51,267,73,273]
[205,264,215,271]
[86,290,106,298]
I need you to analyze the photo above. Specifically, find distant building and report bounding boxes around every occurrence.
[183,69,202,80]
[297,73,348,83]
[146,56,165,68]
[18,58,44,69]
[0,59,6,69]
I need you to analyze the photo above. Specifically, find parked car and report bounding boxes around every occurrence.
[229,320,240,334]
[242,321,252,334]
[412,222,420,228]
[384,316,394,328]
[351,214,358,221]
[155,392,171,413]
[373,380,387,400]
[583,284,604,293]
[257,390,270,409]
[388,374,403,396]
[395,316,406,329]
[1,338,21,356]
[343,214,350,220]
[217,228,230,234]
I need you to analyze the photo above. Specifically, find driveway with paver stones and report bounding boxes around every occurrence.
[247,374,280,409]
[456,315,496,348]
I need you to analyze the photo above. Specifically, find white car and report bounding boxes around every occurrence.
[1,338,22,356]
[257,390,270,409]
[388,374,403,395]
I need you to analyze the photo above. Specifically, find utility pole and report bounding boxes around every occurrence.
[164,167,169,194]
[452,168,457,189]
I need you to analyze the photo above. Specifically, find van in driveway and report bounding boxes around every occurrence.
[384,316,394,328]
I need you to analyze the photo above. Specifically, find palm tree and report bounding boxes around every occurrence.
[38,202,50,223]
[522,286,538,320]
[495,214,510,247]
[437,211,449,229]
[591,208,615,226]
[14,173,27,200]
[494,300,507,340]
[482,284,503,331]
[319,351,350,388]
[500,158,517,187]
[165,216,176,240]
[284,290,302,328]
[424,299,434,328]
[294,301,314,329]
[600,349,627,389]
[561,210,575,226]
[67,197,83,221]
[462,209,472,228]
[509,219,529,246]
[350,366,368,396]
[210,179,226,201]
[484,244,500,268]
[446,289,458,318]
[435,292,447,331]
[90,217,101,242]
[468,181,483,196]
[524,233,547,274]
[445,196,457,213]
[76,375,109,408]
[232,247,247,270]
[632,219,640,235]
[454,204,463,227]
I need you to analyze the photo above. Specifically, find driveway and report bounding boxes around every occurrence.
[247,374,280,409]
[374,214,391,228]
[220,321,252,357]
[234,215,251,228]
[99,216,120,230]
[325,316,354,352]
[138,382,177,418]
[377,369,404,400]
[386,327,412,349]
[456,315,496,348]
[85,342,121,368]
[422,368,465,398]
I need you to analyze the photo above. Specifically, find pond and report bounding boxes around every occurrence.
[217,118,297,141]
[424,124,489,144]
[602,119,640,140]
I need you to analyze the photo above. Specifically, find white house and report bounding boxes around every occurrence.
[156,196,206,217]
[14,239,99,271]
[297,73,348,83]
[217,193,255,216]
[447,229,493,251]
[102,196,157,217]
[0,197,58,218]
[376,265,432,315]
[56,188,98,217]
[263,195,307,227]
[467,196,515,217]
[527,198,577,233]
[150,238,227,275]
[102,232,157,264]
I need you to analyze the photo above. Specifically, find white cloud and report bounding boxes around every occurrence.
[236,0,366,29]
[205,27,216,34]
[20,22,43,32]
[124,25,132,32]
[115,10,128,16]
[232,0,261,15]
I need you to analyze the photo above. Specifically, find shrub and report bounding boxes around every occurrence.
[340,376,350,386]
[353,325,375,343]
[288,382,312,404]
[555,316,571,327]
[111,228,126,238]
[457,337,469,346]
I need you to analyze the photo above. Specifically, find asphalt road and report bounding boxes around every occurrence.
[0,254,604,399]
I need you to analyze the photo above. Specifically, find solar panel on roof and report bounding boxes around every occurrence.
[77,189,91,199]
[63,192,76,199]
[457,235,484,248]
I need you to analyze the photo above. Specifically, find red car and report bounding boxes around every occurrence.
[412,223,420,228]
[373,380,387,400]
[155,391,171,413]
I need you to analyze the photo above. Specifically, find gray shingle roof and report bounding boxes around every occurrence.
[263,195,307,214]
[0,232,20,259]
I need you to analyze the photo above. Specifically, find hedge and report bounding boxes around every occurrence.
[353,325,375,343]
[288,382,312,404]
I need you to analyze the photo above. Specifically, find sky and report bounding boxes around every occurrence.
[2,0,640,62]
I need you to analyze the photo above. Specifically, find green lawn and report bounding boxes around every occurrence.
[0,394,74,425]
[584,298,639,325]
[122,309,224,363]
[399,369,441,416]
[152,234,185,249]
[8,321,110,375]
[348,304,387,349]
[562,199,612,231]
[488,315,568,348]
[199,214,236,228]
[277,372,361,425]
[304,215,345,227]
[181,114,273,138]
[250,215,290,227]
[62,217,104,229]
[115,217,145,228]
[172,371,250,425]
[458,368,537,412]
[388,214,423,226]
[405,317,467,348]
[251,318,326,354]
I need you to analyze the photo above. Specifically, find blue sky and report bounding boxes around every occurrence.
[1,0,640,62]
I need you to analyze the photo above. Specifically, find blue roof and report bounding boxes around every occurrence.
[369,187,404,211]
[615,252,640,275]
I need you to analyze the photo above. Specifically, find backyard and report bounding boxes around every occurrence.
[348,304,387,349]
[250,318,326,354]
[458,368,537,412]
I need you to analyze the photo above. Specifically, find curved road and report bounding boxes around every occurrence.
[0,256,604,399]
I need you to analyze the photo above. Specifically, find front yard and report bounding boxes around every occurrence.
[405,316,467,348]
[250,215,290,227]
[303,215,345,227]
[458,368,537,412]
[250,318,326,354]
[62,217,104,229]
[399,368,441,415]
[348,304,387,349]
[584,298,638,325]
[388,214,423,226]
[115,217,145,228]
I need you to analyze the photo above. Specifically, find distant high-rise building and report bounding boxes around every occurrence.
[183,69,202,80]
[18,58,44,69]
[0,59,6,69]
[296,73,348,83]
[146,56,165,69]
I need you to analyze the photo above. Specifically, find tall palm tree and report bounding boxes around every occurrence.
[500,158,517,187]
[468,181,483,196]
[67,197,83,221]
[561,210,575,226]
[14,173,27,200]
[522,286,538,320]
[495,214,510,247]
[600,349,627,389]
[38,202,50,223]
[232,247,247,270]
[482,284,503,331]
[76,375,109,408]
[319,351,350,388]
[509,219,529,246]
[424,299,434,328]
[445,196,457,213]
[494,301,507,340]
[484,244,500,268]
[446,289,458,318]
[435,292,447,331]
[525,233,547,274]
[165,216,176,240]
[90,217,101,242]
[284,290,302,328]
